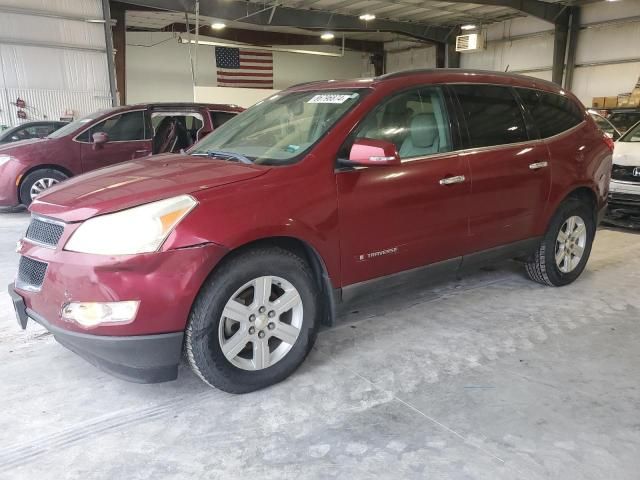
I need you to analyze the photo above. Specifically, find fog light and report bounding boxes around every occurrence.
[61,301,140,328]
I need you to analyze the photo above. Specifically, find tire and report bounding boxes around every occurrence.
[19,168,68,206]
[185,247,320,393]
[525,197,596,287]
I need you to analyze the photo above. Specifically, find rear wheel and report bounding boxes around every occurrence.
[185,247,319,393]
[525,197,595,286]
[19,168,68,206]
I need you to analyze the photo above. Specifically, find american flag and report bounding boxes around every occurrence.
[215,46,273,89]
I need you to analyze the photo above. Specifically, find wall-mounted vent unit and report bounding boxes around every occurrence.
[455,33,484,52]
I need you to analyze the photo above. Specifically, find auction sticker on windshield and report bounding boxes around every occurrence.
[307,94,355,104]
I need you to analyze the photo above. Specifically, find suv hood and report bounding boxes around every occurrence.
[612,142,640,166]
[30,154,269,222]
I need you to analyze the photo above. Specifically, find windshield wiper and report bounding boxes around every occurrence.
[199,149,253,164]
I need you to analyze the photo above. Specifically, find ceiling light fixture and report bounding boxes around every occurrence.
[359,13,376,21]
[460,24,477,30]
[211,22,226,30]
[320,32,335,40]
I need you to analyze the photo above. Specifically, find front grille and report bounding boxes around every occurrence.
[25,217,64,247]
[611,165,640,183]
[16,256,48,291]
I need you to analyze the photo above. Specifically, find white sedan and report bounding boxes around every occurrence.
[610,121,640,210]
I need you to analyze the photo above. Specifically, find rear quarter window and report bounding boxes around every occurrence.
[517,89,584,138]
[451,84,529,148]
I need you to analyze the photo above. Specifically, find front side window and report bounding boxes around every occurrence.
[49,109,115,139]
[619,122,640,142]
[452,84,528,148]
[350,86,451,159]
[517,89,583,138]
[77,110,146,143]
[191,90,364,165]
[609,112,640,133]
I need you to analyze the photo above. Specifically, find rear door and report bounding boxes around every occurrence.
[451,84,551,251]
[77,109,152,173]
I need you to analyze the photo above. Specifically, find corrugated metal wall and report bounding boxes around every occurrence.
[0,0,112,129]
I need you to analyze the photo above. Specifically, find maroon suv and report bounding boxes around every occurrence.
[0,103,243,207]
[9,70,612,393]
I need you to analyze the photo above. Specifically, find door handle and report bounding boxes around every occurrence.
[529,161,548,170]
[439,175,466,185]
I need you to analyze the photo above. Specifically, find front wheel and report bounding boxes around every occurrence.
[525,197,595,286]
[19,168,68,206]
[185,247,319,393]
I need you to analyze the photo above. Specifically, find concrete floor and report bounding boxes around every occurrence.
[1,209,640,479]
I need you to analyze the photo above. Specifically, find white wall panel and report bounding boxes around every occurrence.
[127,32,371,103]
[0,0,109,126]
[460,34,553,74]
[0,45,108,91]
[0,13,105,48]
[581,1,640,24]
[5,88,110,122]
[385,45,436,73]
[575,22,640,64]
[0,0,102,17]
[573,62,640,104]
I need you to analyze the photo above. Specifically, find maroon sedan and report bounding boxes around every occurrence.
[9,70,612,393]
[0,103,243,207]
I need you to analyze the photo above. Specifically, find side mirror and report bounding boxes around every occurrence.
[343,138,400,167]
[92,132,109,150]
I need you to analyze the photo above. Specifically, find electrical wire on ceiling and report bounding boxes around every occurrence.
[126,22,200,47]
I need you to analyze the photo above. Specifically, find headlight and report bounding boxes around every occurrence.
[65,195,197,255]
[0,154,13,166]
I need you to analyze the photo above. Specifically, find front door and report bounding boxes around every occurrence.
[450,84,551,251]
[336,86,471,286]
[78,109,152,173]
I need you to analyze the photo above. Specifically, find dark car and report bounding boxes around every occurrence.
[607,108,640,134]
[0,121,66,144]
[10,70,612,393]
[589,110,621,140]
[0,103,243,206]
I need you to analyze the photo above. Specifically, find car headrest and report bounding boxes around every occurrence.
[409,113,438,148]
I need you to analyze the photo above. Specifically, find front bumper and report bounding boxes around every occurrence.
[12,235,227,383]
[0,160,22,206]
[9,283,183,383]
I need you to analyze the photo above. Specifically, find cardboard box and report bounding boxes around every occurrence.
[592,97,606,108]
[618,93,631,107]
[604,96,619,109]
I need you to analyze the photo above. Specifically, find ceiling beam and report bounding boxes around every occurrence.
[441,0,568,24]
[118,0,452,43]
[137,22,385,53]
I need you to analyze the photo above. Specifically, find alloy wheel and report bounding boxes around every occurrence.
[30,178,60,200]
[555,215,587,273]
[218,275,303,371]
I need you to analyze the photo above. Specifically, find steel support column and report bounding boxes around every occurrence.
[563,7,580,91]
[111,1,127,105]
[552,18,569,85]
[102,0,118,107]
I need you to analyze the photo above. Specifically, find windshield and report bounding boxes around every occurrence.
[190,89,364,165]
[619,121,640,142]
[47,108,116,139]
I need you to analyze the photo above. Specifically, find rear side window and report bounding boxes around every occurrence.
[451,85,528,148]
[517,89,583,138]
[210,111,236,129]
